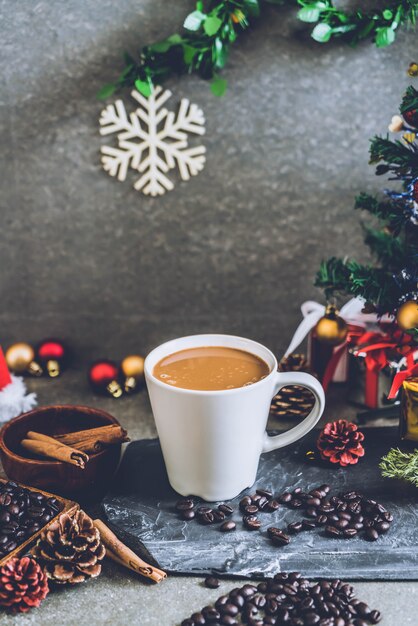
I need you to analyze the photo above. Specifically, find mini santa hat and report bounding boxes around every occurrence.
[0,346,37,423]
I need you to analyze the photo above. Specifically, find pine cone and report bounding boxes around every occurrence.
[0,557,49,613]
[33,509,105,584]
[271,354,314,420]
[317,420,365,467]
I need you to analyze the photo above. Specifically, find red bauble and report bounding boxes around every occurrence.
[88,360,123,398]
[37,339,66,377]
[403,108,418,128]
[0,557,49,613]
[317,419,365,467]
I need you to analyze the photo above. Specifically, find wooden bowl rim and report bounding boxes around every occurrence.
[0,404,120,467]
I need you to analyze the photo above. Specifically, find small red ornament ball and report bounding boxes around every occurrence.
[37,339,65,361]
[317,419,365,467]
[89,360,119,387]
[403,108,418,128]
[0,557,49,613]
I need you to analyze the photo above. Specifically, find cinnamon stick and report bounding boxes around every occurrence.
[93,519,166,583]
[21,432,89,469]
[55,425,129,449]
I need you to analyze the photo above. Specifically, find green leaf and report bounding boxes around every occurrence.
[204,15,222,35]
[97,84,116,100]
[183,44,196,64]
[150,34,183,53]
[375,26,396,47]
[383,9,393,20]
[311,22,333,42]
[196,1,204,10]
[184,10,206,31]
[211,76,227,97]
[297,7,321,23]
[134,79,153,97]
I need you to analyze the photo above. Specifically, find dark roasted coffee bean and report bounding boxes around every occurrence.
[265,499,279,512]
[263,617,275,625]
[288,521,303,534]
[288,498,303,509]
[196,506,212,516]
[304,612,320,625]
[369,609,381,623]
[316,515,328,526]
[244,505,259,515]
[212,510,225,523]
[0,511,10,523]
[239,496,252,511]
[363,518,375,528]
[353,620,368,626]
[305,507,318,518]
[202,606,220,621]
[302,519,316,531]
[0,494,12,506]
[220,603,238,617]
[355,602,370,617]
[375,521,390,533]
[278,492,292,503]
[270,530,290,546]
[306,497,321,508]
[319,504,334,514]
[215,596,229,609]
[353,522,364,531]
[205,576,220,589]
[334,519,349,530]
[220,521,236,532]
[383,511,393,522]
[218,504,233,516]
[338,512,352,521]
[256,488,272,499]
[229,594,244,609]
[181,619,193,626]
[343,528,358,538]
[257,582,267,593]
[348,501,362,515]
[325,525,342,538]
[292,487,302,495]
[220,616,237,626]
[191,612,206,625]
[257,496,269,510]
[199,512,215,525]
[175,498,194,512]
[365,528,379,541]
[181,510,195,521]
[240,584,257,598]
[243,515,261,530]
[309,489,323,499]
[249,593,266,609]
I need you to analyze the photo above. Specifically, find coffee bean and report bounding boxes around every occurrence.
[220,603,238,617]
[240,584,257,598]
[289,499,303,509]
[265,499,279,512]
[244,505,259,515]
[180,509,195,521]
[218,504,233,516]
[198,511,215,525]
[256,488,272,499]
[278,492,292,503]
[175,498,194,512]
[325,525,342,538]
[181,620,193,626]
[343,528,358,538]
[375,521,390,533]
[239,496,252,511]
[316,515,328,526]
[257,496,269,510]
[191,612,205,624]
[212,510,226,523]
[220,521,236,532]
[365,528,379,541]
[334,519,349,530]
[196,506,212,516]
[243,515,261,530]
[220,616,237,625]
[202,606,220,621]
[287,521,303,534]
[205,576,220,589]
[383,511,393,522]
[369,609,382,623]
[268,528,290,546]
[306,497,321,508]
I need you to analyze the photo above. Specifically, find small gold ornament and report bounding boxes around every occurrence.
[408,62,418,77]
[396,300,418,331]
[107,380,123,398]
[400,377,418,440]
[403,131,416,144]
[388,115,403,133]
[5,343,43,376]
[121,355,145,393]
[314,304,348,346]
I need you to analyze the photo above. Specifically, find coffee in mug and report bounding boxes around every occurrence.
[153,346,270,391]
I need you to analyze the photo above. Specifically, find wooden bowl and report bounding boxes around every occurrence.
[0,405,122,498]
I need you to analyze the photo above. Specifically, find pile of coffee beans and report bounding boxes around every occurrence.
[274,485,393,545]
[0,480,62,558]
[181,572,382,625]
[175,484,393,546]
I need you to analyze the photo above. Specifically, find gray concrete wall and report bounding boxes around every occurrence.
[1,0,416,360]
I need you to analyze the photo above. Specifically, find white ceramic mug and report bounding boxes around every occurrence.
[144,334,325,501]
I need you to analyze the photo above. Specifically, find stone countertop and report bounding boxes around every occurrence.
[1,370,417,625]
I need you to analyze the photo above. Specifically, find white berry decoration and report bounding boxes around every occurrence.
[99,87,206,197]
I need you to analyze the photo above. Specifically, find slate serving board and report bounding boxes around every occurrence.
[102,427,418,580]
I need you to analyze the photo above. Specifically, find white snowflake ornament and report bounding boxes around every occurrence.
[99,86,206,196]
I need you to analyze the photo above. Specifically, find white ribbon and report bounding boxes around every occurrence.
[283,297,391,358]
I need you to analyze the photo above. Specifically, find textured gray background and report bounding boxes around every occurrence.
[1,0,417,361]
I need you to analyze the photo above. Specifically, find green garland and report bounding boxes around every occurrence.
[380,448,418,486]
[98,0,418,99]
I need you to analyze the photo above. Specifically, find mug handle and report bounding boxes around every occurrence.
[262,371,325,453]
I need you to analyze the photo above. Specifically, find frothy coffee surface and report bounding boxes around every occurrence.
[153,346,270,391]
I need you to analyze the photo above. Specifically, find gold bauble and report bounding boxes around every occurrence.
[314,305,348,346]
[5,342,35,374]
[121,355,145,380]
[397,300,418,331]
